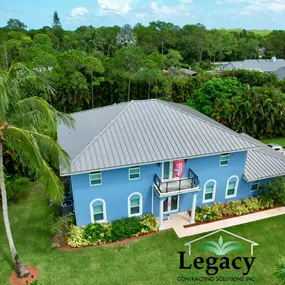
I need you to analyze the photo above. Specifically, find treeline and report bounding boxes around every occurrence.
[1,16,285,139]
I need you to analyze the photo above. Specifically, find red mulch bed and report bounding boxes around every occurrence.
[184,205,282,228]
[54,231,158,251]
[10,266,39,285]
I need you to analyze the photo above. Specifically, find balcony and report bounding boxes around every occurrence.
[153,169,200,197]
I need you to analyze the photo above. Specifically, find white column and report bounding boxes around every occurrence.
[159,199,164,230]
[190,193,198,224]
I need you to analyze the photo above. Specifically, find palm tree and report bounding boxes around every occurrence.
[274,256,285,284]
[0,63,72,278]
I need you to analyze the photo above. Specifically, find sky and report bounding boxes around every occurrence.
[0,0,285,30]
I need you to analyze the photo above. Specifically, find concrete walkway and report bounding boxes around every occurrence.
[163,207,285,238]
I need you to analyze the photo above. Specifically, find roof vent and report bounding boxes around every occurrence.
[272,56,276,62]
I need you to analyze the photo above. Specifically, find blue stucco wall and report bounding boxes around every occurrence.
[70,151,274,226]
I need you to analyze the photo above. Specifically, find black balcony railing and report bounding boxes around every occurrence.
[153,168,199,194]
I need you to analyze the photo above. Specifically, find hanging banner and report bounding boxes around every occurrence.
[173,160,185,178]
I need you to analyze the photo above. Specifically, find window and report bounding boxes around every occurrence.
[203,180,216,203]
[251,181,259,192]
[129,166,140,180]
[90,172,102,186]
[128,192,142,217]
[220,153,230,166]
[90,199,106,223]
[226,175,239,198]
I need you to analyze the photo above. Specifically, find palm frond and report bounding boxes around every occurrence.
[27,130,70,171]
[6,125,64,203]
[10,97,74,130]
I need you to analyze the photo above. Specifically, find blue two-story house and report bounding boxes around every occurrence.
[58,99,285,230]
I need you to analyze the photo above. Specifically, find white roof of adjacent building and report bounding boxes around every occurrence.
[221,59,285,73]
[241,134,285,181]
[58,99,260,175]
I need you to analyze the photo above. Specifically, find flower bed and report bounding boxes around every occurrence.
[52,214,158,249]
[183,196,276,228]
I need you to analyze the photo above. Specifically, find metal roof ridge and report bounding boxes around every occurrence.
[70,100,135,167]
[156,99,260,149]
[67,101,129,116]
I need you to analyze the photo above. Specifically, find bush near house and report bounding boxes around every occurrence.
[258,177,285,206]
[195,196,274,223]
[51,213,74,247]
[65,214,158,248]
[195,178,285,223]
[4,175,30,202]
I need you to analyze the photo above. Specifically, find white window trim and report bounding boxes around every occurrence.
[225,175,239,199]
[128,192,143,217]
[89,172,102,186]
[129,166,140,180]
[203,179,216,203]
[250,180,259,192]
[163,195,180,214]
[90,198,107,223]
[220,153,230,167]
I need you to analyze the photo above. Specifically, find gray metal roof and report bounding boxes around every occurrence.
[58,100,260,175]
[241,134,285,181]
[221,59,285,72]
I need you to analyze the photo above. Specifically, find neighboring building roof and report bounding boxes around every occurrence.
[58,100,259,175]
[273,66,285,80]
[221,59,285,73]
[180,68,198,76]
[241,134,285,181]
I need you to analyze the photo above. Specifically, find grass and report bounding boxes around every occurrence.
[261,137,285,147]
[1,183,285,285]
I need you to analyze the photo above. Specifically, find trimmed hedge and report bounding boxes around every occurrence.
[195,196,274,223]
[67,214,158,248]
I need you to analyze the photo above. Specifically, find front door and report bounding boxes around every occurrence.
[163,195,179,213]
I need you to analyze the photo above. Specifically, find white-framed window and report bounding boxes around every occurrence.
[203,180,216,203]
[220,153,230,166]
[128,192,142,217]
[89,172,102,186]
[129,166,140,180]
[250,181,259,192]
[90,199,107,223]
[225,175,239,198]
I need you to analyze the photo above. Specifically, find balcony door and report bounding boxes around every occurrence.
[163,160,185,181]
[163,161,174,180]
[163,195,179,213]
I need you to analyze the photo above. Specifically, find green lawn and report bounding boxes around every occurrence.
[1,183,285,285]
[261,137,285,147]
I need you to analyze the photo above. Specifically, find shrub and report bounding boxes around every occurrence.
[83,222,112,245]
[51,213,74,236]
[222,200,249,216]
[243,197,260,213]
[111,217,146,242]
[5,175,30,202]
[140,214,158,233]
[258,196,274,210]
[195,203,223,222]
[67,225,91,247]
[51,213,74,247]
[258,178,285,206]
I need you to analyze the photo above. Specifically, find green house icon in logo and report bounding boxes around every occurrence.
[184,229,258,256]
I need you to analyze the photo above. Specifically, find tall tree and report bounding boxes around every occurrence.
[165,49,182,100]
[0,63,72,277]
[6,19,27,29]
[52,11,62,28]
[116,24,137,47]
[113,46,145,101]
